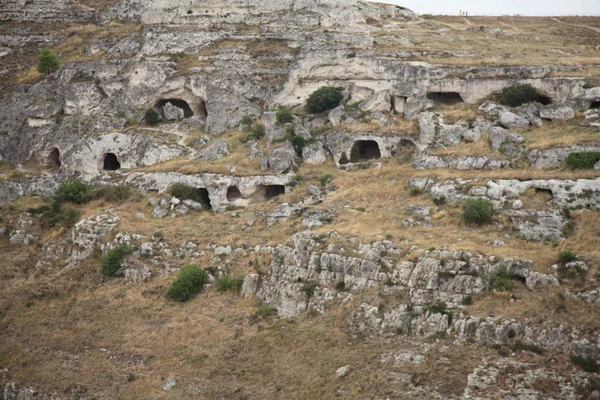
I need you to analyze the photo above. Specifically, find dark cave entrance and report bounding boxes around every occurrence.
[196,188,212,209]
[103,153,121,171]
[590,101,600,109]
[426,92,465,105]
[155,99,195,118]
[252,185,285,202]
[227,186,243,202]
[339,153,350,165]
[49,148,61,169]
[350,140,381,162]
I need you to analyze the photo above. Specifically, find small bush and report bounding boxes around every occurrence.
[495,84,551,107]
[335,281,346,291]
[562,221,576,237]
[565,151,600,169]
[169,184,210,208]
[461,295,473,306]
[432,196,446,206]
[558,251,578,264]
[305,87,344,114]
[276,106,294,124]
[39,206,81,228]
[144,108,161,126]
[255,304,277,318]
[215,274,245,293]
[424,302,447,314]
[571,355,599,373]
[490,265,512,292]
[167,265,209,302]
[60,207,81,227]
[100,244,131,277]
[244,123,266,141]
[37,48,60,75]
[54,179,92,206]
[288,134,310,157]
[301,282,318,298]
[95,185,131,203]
[461,198,494,225]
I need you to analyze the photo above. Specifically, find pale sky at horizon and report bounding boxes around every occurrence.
[369,0,600,16]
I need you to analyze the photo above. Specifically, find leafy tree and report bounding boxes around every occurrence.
[305,87,343,114]
[461,198,494,225]
[144,108,161,126]
[167,265,210,302]
[37,48,60,75]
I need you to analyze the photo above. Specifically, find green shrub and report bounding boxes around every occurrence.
[335,281,346,291]
[490,265,512,292]
[169,184,211,209]
[60,207,81,227]
[215,274,245,293]
[100,244,131,277]
[558,251,578,264]
[495,84,551,107]
[565,151,600,169]
[244,123,266,141]
[37,48,60,75]
[301,282,317,298]
[276,106,294,124]
[144,108,161,126]
[255,303,277,318]
[95,185,131,203]
[571,355,599,373]
[461,198,494,225]
[432,196,446,206]
[39,206,80,228]
[562,221,576,237]
[53,179,92,206]
[288,134,310,157]
[461,295,473,306]
[305,87,344,114]
[167,265,209,302]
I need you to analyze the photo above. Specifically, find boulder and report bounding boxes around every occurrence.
[302,142,327,164]
[336,365,350,378]
[539,106,575,121]
[197,138,228,161]
[328,106,344,126]
[162,102,184,121]
[360,90,391,113]
[488,127,508,152]
[499,110,529,129]
[241,274,260,298]
[260,143,298,173]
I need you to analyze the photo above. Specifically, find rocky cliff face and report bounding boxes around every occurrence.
[0,1,599,399]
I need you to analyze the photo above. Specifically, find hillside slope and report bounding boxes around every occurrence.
[0,1,599,399]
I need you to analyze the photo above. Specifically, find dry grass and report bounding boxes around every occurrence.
[432,133,493,157]
[519,119,600,149]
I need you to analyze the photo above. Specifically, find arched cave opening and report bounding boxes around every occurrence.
[252,185,285,202]
[103,153,121,171]
[350,140,381,162]
[49,148,61,169]
[426,92,465,105]
[155,99,194,118]
[590,101,600,110]
[227,186,243,202]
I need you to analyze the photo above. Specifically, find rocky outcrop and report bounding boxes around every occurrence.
[126,171,292,211]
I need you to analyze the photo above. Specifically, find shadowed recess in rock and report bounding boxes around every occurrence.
[49,148,61,169]
[155,99,194,118]
[103,153,121,171]
[227,186,243,202]
[591,101,600,109]
[350,140,381,162]
[427,92,465,105]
